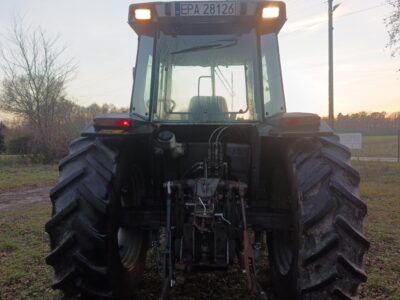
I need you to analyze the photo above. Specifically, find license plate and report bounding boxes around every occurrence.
[175,2,237,17]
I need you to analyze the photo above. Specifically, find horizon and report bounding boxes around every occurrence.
[0,0,399,117]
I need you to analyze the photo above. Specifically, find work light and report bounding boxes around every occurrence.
[262,6,280,18]
[134,8,152,20]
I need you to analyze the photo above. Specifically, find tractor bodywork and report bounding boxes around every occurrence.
[46,2,369,299]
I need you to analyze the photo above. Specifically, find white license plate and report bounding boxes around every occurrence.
[175,2,237,17]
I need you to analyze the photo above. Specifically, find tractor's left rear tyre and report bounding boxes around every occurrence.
[45,137,147,299]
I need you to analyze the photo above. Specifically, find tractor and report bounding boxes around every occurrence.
[45,1,369,299]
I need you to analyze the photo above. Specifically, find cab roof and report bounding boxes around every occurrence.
[128,1,286,36]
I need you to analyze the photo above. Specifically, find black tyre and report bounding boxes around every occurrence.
[45,137,147,299]
[268,136,369,299]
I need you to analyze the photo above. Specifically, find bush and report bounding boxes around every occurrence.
[7,136,31,155]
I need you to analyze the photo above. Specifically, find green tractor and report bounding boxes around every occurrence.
[45,1,369,299]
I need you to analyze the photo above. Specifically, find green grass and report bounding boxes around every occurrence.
[0,155,58,192]
[0,165,58,192]
[354,161,400,299]
[0,161,399,299]
[351,135,399,158]
[0,202,60,300]
[0,155,27,167]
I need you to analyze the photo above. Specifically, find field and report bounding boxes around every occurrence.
[0,155,58,192]
[351,135,399,158]
[354,161,400,299]
[0,159,399,299]
[0,203,59,299]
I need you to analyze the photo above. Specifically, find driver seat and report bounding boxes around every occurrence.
[188,96,228,121]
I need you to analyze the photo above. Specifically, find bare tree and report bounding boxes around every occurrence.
[386,0,400,69]
[0,18,76,162]
[0,122,6,152]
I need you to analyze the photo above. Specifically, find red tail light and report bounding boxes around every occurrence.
[94,118,132,128]
[116,119,131,127]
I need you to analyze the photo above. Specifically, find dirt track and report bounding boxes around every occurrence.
[0,185,268,299]
[0,186,50,211]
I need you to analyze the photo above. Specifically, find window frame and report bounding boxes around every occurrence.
[130,31,286,124]
[259,33,286,119]
[151,31,263,124]
[130,35,156,120]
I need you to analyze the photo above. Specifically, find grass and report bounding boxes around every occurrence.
[0,202,59,300]
[0,155,58,192]
[354,161,400,300]
[0,155,31,167]
[0,161,399,299]
[351,135,399,158]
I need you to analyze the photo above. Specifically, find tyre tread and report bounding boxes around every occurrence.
[50,169,85,199]
[271,136,368,299]
[46,232,75,265]
[303,233,339,266]
[46,138,121,298]
[338,254,368,282]
[45,199,78,233]
[331,180,367,215]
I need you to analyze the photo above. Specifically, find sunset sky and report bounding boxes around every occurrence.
[0,0,399,117]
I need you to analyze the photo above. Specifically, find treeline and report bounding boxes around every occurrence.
[332,112,400,135]
[0,103,127,162]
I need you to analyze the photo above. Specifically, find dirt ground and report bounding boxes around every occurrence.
[0,186,51,211]
[1,161,399,299]
[0,186,274,299]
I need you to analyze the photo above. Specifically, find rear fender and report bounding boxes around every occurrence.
[80,113,155,138]
[254,113,334,205]
[259,112,334,138]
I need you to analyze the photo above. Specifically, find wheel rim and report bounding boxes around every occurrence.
[272,167,295,276]
[118,228,143,270]
[117,170,144,270]
[273,230,293,275]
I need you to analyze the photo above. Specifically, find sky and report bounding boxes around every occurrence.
[0,0,398,117]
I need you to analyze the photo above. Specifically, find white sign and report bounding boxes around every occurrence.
[338,133,362,149]
[175,2,237,17]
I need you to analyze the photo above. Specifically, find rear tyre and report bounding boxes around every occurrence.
[45,137,147,299]
[268,136,369,299]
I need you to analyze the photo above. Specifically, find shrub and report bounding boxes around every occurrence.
[7,136,31,155]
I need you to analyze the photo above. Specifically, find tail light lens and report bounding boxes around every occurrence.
[94,118,132,128]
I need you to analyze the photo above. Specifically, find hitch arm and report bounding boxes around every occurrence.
[160,181,176,300]
[238,184,267,300]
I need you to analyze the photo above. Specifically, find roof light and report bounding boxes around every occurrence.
[262,7,280,19]
[134,8,151,20]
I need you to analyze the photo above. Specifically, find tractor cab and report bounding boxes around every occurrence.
[129,1,287,124]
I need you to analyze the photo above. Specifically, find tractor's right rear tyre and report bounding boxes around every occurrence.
[267,136,369,300]
[45,137,147,299]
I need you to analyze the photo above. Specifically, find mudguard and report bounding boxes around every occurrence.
[258,112,334,137]
[80,113,154,138]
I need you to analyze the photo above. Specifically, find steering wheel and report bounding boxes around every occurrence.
[165,99,176,112]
